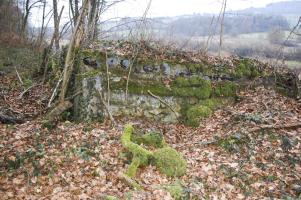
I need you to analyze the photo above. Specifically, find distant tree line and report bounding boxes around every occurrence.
[165,14,289,37]
[0,0,23,42]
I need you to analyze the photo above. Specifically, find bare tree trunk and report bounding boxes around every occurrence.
[218,0,227,57]
[53,0,60,50]
[59,0,89,103]
[38,0,46,48]
[21,0,42,40]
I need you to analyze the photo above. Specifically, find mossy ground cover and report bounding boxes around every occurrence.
[233,58,262,78]
[121,124,187,178]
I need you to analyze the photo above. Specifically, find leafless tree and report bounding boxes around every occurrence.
[218,0,227,57]
[21,0,43,38]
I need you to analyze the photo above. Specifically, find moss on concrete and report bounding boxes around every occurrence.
[121,125,152,177]
[153,147,187,177]
[172,76,212,99]
[110,76,212,99]
[234,58,261,78]
[186,105,212,127]
[121,125,187,178]
[213,81,238,97]
[131,132,166,148]
[110,79,173,96]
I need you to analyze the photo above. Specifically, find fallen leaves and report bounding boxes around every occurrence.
[0,85,301,199]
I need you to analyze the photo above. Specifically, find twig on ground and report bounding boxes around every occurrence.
[48,76,63,108]
[18,84,41,99]
[249,122,301,133]
[14,66,24,90]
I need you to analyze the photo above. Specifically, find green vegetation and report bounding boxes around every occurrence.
[0,46,41,73]
[121,125,187,178]
[153,147,187,177]
[217,134,250,152]
[213,81,238,97]
[121,125,152,177]
[172,76,212,99]
[110,76,211,99]
[185,105,212,127]
[234,58,261,78]
[162,181,189,200]
[102,195,119,200]
[131,132,166,148]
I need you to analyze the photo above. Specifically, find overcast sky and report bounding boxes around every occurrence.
[30,0,293,26]
[104,0,289,18]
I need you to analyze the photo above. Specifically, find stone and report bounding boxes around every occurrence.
[161,63,171,75]
[83,57,99,68]
[107,57,119,67]
[143,64,154,73]
[120,59,130,69]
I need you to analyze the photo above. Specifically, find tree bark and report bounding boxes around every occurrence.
[53,0,60,50]
[59,0,89,103]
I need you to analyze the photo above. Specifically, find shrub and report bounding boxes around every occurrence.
[153,147,187,177]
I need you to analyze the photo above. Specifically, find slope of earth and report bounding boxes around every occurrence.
[1,85,300,199]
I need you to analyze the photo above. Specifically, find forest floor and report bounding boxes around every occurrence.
[1,67,301,200]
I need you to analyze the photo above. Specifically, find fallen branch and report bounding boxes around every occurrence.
[249,122,301,133]
[147,90,179,117]
[18,84,41,99]
[0,107,24,124]
[45,100,73,123]
[48,76,63,108]
[14,66,25,90]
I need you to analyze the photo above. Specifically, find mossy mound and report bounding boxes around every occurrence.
[153,147,187,177]
[234,58,261,78]
[162,181,189,200]
[186,105,212,127]
[131,132,166,148]
[121,125,187,178]
[213,81,238,97]
[121,125,153,177]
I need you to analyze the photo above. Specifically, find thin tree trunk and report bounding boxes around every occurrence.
[219,0,227,57]
[53,0,60,50]
[59,0,89,103]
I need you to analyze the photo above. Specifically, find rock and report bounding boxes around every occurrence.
[161,63,171,75]
[143,64,154,73]
[162,113,178,123]
[111,77,121,82]
[292,184,301,195]
[153,65,161,73]
[149,108,163,115]
[107,57,119,67]
[203,76,211,81]
[83,57,99,68]
[120,59,130,69]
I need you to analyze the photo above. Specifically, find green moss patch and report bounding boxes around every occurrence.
[162,181,189,200]
[213,81,238,97]
[234,58,261,79]
[131,132,166,148]
[171,76,212,99]
[153,147,187,177]
[121,125,187,178]
[217,134,250,153]
[186,105,212,127]
[110,76,212,99]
